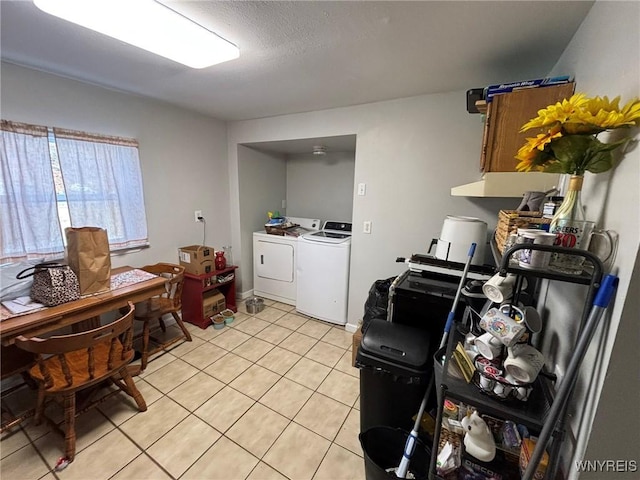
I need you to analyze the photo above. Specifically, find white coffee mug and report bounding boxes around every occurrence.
[522,306,542,333]
[504,344,545,383]
[474,332,503,360]
[493,376,513,398]
[499,304,524,323]
[515,228,541,261]
[518,231,556,269]
[482,273,527,304]
[499,303,542,334]
[505,373,532,401]
[479,372,495,391]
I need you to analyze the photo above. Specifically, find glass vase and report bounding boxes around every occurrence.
[549,175,590,274]
[550,175,586,228]
[223,245,233,266]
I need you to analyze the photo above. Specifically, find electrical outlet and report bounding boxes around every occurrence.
[194,210,202,222]
[358,183,366,196]
[363,220,372,234]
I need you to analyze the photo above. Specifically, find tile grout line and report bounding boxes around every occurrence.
[3,304,362,479]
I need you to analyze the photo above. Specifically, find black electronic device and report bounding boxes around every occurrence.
[466,88,485,114]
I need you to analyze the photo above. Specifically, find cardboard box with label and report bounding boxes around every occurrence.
[203,289,226,318]
[179,245,215,275]
[519,438,548,480]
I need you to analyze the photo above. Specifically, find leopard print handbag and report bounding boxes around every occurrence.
[16,262,81,306]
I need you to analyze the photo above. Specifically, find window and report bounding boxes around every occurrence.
[1,120,149,263]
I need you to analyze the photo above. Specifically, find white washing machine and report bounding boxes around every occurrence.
[253,217,321,305]
[296,221,352,325]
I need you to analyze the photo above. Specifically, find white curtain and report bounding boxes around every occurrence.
[0,121,64,262]
[53,129,149,249]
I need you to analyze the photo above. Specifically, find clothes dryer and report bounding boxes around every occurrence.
[253,217,320,305]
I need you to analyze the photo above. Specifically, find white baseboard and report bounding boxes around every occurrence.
[345,322,359,333]
[238,289,254,300]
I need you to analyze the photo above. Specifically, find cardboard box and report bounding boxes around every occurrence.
[459,444,520,480]
[352,323,363,367]
[203,290,226,318]
[519,438,548,480]
[179,245,215,275]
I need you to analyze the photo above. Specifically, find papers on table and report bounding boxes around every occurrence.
[110,269,159,290]
[1,296,45,315]
[1,269,159,319]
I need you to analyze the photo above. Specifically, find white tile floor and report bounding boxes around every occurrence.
[0,299,364,480]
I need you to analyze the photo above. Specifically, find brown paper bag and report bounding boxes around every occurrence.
[65,227,111,294]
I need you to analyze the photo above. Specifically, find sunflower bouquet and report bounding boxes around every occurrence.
[515,93,640,175]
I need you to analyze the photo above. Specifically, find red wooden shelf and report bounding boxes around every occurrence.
[182,266,238,329]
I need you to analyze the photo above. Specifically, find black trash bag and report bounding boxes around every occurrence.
[362,276,396,334]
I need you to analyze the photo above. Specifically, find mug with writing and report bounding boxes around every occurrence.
[549,219,614,274]
[479,308,526,347]
[518,231,557,269]
[512,228,540,262]
[497,303,542,334]
[504,344,545,384]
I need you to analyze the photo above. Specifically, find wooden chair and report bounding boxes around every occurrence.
[134,263,191,371]
[14,302,146,463]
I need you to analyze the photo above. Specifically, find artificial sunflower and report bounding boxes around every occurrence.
[515,92,640,175]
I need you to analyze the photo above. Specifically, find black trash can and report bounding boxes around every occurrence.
[356,319,433,432]
[359,426,431,480]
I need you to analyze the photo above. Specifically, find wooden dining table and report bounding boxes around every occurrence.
[0,266,166,433]
[0,266,167,346]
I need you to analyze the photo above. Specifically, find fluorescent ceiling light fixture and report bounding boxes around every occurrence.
[33,0,240,68]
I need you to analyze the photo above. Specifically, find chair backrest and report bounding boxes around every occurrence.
[15,303,135,390]
[140,263,185,310]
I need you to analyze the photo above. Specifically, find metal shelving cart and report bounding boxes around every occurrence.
[428,243,605,480]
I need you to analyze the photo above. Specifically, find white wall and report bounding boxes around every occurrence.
[286,151,355,222]
[228,93,507,330]
[236,148,354,294]
[1,62,231,269]
[541,2,640,477]
[237,145,287,293]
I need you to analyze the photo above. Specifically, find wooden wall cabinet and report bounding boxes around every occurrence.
[481,83,575,172]
[182,266,238,329]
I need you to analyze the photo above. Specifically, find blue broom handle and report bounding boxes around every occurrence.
[441,243,476,349]
[522,274,619,480]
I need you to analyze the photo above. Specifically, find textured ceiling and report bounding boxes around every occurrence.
[0,1,594,121]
